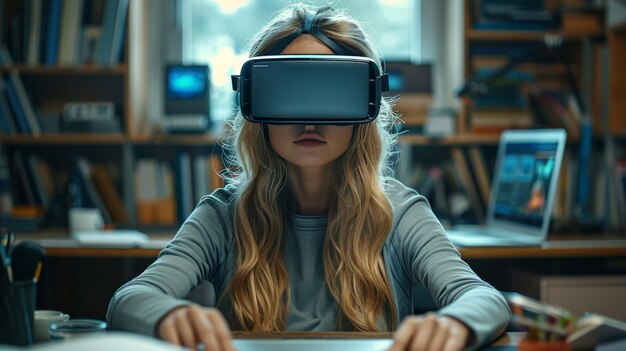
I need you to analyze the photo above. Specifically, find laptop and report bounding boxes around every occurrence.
[446,129,567,247]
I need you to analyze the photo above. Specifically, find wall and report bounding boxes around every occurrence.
[420,0,464,110]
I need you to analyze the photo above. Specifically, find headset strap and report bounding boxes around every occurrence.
[264,11,358,56]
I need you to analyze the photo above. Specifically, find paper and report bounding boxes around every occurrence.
[30,332,183,351]
[70,230,148,248]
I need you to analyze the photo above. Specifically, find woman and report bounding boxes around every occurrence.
[107,4,510,351]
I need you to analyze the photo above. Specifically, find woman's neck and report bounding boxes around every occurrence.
[291,165,333,216]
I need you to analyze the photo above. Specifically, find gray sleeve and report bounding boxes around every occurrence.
[106,197,230,336]
[395,197,510,349]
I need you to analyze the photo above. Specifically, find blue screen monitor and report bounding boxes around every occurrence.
[167,65,208,100]
[165,64,210,115]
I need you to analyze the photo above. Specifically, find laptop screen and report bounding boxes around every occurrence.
[492,141,559,227]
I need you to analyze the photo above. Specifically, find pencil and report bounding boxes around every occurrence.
[34,261,43,282]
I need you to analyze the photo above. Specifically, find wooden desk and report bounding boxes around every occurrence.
[20,232,626,322]
[19,232,626,259]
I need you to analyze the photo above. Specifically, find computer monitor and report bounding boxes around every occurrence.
[163,64,211,133]
[384,61,432,94]
[165,64,210,115]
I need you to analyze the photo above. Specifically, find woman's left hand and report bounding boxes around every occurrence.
[387,314,470,351]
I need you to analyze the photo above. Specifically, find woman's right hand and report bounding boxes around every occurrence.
[157,305,236,351]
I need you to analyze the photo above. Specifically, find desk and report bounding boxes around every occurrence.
[17,232,626,259]
[18,232,626,322]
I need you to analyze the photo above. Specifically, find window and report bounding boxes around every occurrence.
[182,0,420,123]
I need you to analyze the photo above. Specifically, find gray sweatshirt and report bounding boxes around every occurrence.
[107,178,510,348]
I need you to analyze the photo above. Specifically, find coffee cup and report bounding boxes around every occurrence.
[34,310,69,342]
[68,208,104,233]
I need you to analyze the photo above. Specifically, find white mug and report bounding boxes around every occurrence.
[34,310,70,342]
[68,208,104,233]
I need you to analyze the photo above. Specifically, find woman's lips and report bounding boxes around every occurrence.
[293,132,326,147]
[294,139,326,147]
[294,132,326,143]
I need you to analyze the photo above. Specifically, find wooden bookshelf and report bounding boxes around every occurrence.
[0,134,126,144]
[0,65,128,75]
[398,133,501,145]
[466,29,604,41]
[462,0,604,136]
[131,133,222,146]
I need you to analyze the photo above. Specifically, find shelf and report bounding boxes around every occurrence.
[0,132,590,146]
[0,134,127,144]
[0,134,222,145]
[398,133,501,145]
[131,134,222,146]
[471,58,576,75]
[610,131,626,139]
[466,29,603,41]
[0,64,128,75]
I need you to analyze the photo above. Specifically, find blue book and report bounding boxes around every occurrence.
[109,0,128,64]
[98,0,119,66]
[0,92,16,134]
[3,76,31,134]
[175,152,193,223]
[44,0,62,65]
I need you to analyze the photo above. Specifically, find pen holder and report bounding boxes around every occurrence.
[519,337,571,351]
[0,280,36,346]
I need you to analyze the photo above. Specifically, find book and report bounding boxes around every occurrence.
[58,0,83,65]
[3,73,32,134]
[0,153,13,217]
[451,147,484,222]
[98,0,120,65]
[193,153,209,204]
[90,165,130,224]
[8,71,41,135]
[108,0,128,65]
[44,0,62,65]
[569,313,626,350]
[506,292,626,350]
[26,0,43,65]
[175,152,193,222]
[75,157,113,225]
[26,154,50,210]
[0,79,17,134]
[467,146,491,205]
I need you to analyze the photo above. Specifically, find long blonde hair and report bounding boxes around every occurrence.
[221,3,400,332]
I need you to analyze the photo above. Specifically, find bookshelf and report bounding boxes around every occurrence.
[0,1,225,233]
[396,0,620,230]
[461,0,605,136]
[0,0,623,234]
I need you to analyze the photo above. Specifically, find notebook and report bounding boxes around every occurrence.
[446,129,567,247]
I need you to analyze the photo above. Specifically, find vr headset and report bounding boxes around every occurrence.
[231,55,388,125]
[230,9,389,125]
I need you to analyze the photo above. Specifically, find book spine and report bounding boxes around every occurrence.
[44,0,62,65]
[3,74,32,134]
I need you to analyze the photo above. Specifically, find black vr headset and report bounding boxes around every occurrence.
[231,10,389,125]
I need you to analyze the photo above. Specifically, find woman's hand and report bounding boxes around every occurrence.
[388,314,471,351]
[157,305,235,351]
